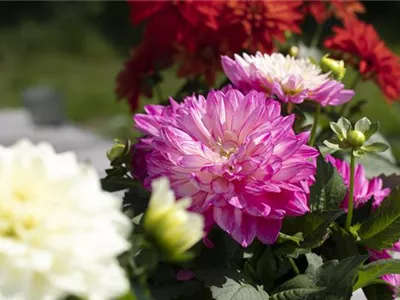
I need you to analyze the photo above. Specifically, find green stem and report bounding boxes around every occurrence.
[345,151,356,231]
[310,22,324,48]
[288,257,300,275]
[309,103,321,146]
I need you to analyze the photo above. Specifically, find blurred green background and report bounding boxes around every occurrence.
[0,1,399,153]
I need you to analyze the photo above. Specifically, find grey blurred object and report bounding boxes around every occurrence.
[22,86,65,126]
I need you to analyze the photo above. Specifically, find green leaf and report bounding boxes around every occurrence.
[122,185,150,215]
[277,233,303,245]
[354,259,400,290]
[362,284,394,300]
[197,269,269,300]
[337,117,352,133]
[364,122,380,141]
[362,142,389,153]
[309,155,347,211]
[307,256,368,300]
[278,210,344,256]
[101,177,140,192]
[305,253,323,274]
[358,187,400,250]
[256,247,278,287]
[325,223,360,259]
[380,173,400,190]
[330,122,347,141]
[269,288,323,300]
[355,117,372,134]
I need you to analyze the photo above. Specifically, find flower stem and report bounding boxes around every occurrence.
[288,257,300,275]
[310,22,324,48]
[309,103,321,146]
[345,151,356,231]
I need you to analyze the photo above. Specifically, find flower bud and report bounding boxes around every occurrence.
[289,46,299,58]
[106,140,126,162]
[347,130,366,148]
[143,177,204,262]
[320,55,346,81]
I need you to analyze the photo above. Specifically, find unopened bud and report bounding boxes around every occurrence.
[106,141,126,162]
[143,177,204,262]
[347,130,365,148]
[320,55,346,81]
[289,46,299,58]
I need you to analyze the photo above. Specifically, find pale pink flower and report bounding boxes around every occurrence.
[221,52,355,106]
[134,88,318,247]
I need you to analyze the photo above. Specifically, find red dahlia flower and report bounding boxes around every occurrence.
[128,0,220,47]
[325,20,400,102]
[306,0,365,24]
[221,1,304,53]
[116,41,174,112]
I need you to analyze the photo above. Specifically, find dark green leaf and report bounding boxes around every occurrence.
[269,287,323,300]
[197,269,269,300]
[101,177,141,192]
[277,233,303,245]
[122,185,150,215]
[272,274,316,294]
[305,253,323,274]
[256,247,278,287]
[362,284,394,300]
[309,156,347,211]
[354,259,400,290]
[307,256,368,300]
[277,210,344,256]
[326,223,360,259]
[380,173,400,190]
[358,187,400,250]
[152,281,203,300]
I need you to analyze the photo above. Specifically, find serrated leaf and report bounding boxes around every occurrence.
[354,259,400,290]
[197,269,269,300]
[309,155,347,211]
[307,256,368,300]
[325,223,360,259]
[380,173,400,190]
[358,187,400,250]
[269,287,323,300]
[256,247,278,287]
[355,117,371,134]
[277,210,344,256]
[305,253,323,274]
[362,284,394,300]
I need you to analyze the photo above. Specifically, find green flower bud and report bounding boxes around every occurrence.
[320,55,346,81]
[106,142,126,162]
[143,177,204,262]
[347,130,366,148]
[289,46,299,58]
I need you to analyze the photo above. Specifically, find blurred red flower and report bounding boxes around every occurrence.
[115,41,174,112]
[325,19,400,102]
[221,0,304,53]
[128,0,220,47]
[306,0,365,24]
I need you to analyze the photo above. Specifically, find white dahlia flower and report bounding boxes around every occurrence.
[0,140,131,300]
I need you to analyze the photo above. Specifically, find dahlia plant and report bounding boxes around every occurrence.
[5,1,400,300]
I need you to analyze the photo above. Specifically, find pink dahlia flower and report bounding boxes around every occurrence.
[368,248,400,297]
[325,155,390,210]
[221,52,355,106]
[325,155,396,294]
[134,88,318,247]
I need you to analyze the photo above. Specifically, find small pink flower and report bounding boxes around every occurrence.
[326,155,396,294]
[325,155,390,210]
[221,52,355,106]
[134,88,318,247]
[176,269,195,281]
